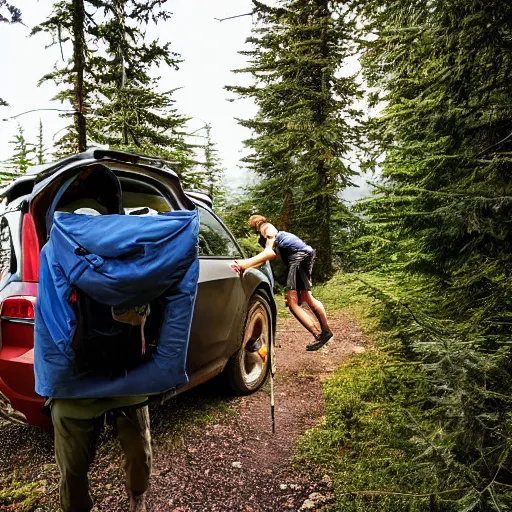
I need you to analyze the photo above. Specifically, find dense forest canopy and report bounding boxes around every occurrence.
[2,1,512,507]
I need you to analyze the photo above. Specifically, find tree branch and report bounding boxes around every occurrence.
[214,12,252,22]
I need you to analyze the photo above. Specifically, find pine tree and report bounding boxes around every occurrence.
[32,0,196,179]
[36,119,48,164]
[201,123,224,200]
[31,0,89,155]
[0,124,35,184]
[356,0,512,506]
[228,0,361,280]
[1,1,22,107]
[86,0,196,182]
[0,0,21,23]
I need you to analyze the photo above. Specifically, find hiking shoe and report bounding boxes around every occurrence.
[306,330,333,352]
[128,490,147,512]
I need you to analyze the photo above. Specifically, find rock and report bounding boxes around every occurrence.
[300,499,316,510]
[352,345,366,354]
[299,493,328,510]
[279,483,288,490]
[321,474,332,487]
[309,492,327,502]
[232,461,242,469]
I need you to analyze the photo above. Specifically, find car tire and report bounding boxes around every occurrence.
[226,291,273,395]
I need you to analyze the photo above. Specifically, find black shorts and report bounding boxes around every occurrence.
[286,251,315,292]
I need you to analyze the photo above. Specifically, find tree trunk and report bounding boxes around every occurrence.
[73,0,86,152]
[312,0,333,281]
[280,188,293,231]
[314,167,333,281]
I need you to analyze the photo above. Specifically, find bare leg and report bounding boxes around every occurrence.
[300,290,330,333]
[286,290,321,336]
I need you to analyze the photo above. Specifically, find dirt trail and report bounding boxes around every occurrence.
[0,312,367,512]
[147,311,365,512]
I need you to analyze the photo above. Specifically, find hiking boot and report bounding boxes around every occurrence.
[128,490,147,512]
[306,330,333,352]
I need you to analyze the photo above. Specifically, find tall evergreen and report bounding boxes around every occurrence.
[32,0,195,181]
[31,0,90,155]
[357,0,512,506]
[0,0,21,23]
[86,0,196,181]
[36,120,48,165]
[1,1,22,107]
[201,123,224,200]
[0,124,35,184]
[228,0,360,279]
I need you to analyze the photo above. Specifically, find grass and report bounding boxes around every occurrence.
[0,474,46,512]
[295,272,448,512]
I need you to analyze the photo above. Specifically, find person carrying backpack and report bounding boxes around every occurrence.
[231,215,333,351]
[34,166,200,512]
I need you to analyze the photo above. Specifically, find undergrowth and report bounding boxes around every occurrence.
[0,473,46,512]
[296,273,468,511]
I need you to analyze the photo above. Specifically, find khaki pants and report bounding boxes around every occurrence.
[51,400,152,512]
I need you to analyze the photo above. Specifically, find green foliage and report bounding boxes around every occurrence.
[199,123,225,202]
[32,0,198,184]
[0,124,36,185]
[0,473,45,511]
[1,1,22,107]
[227,0,362,280]
[36,120,47,165]
[0,0,21,23]
[345,0,512,508]
[298,350,442,512]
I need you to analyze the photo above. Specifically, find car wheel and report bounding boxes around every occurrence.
[226,292,273,394]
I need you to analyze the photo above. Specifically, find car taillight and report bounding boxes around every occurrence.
[22,213,40,283]
[1,297,36,349]
[1,297,35,320]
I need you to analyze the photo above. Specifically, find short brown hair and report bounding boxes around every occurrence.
[248,214,267,231]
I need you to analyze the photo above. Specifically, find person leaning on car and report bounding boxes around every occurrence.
[232,214,333,351]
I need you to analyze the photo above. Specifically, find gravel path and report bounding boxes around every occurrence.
[0,311,367,511]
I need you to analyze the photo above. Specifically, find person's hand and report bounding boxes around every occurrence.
[231,260,244,275]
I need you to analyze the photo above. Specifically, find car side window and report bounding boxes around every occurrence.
[0,217,16,283]
[197,207,242,258]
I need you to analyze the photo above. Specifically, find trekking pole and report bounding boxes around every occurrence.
[269,334,276,434]
[270,367,275,434]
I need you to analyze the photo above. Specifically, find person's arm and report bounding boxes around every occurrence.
[232,237,276,273]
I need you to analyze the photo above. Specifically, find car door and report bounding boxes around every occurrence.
[187,205,246,373]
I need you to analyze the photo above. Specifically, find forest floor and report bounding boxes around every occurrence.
[0,308,368,512]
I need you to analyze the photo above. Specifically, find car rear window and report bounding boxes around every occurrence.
[121,179,172,213]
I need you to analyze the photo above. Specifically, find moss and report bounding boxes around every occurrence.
[0,474,46,512]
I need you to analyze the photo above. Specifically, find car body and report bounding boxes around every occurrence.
[0,149,276,428]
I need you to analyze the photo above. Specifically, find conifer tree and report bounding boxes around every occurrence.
[228,0,360,279]
[32,0,89,155]
[1,1,22,107]
[201,123,224,200]
[356,0,512,506]
[1,124,35,184]
[86,0,196,181]
[36,120,47,164]
[32,0,195,180]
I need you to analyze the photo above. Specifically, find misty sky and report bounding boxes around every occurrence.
[0,0,369,200]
